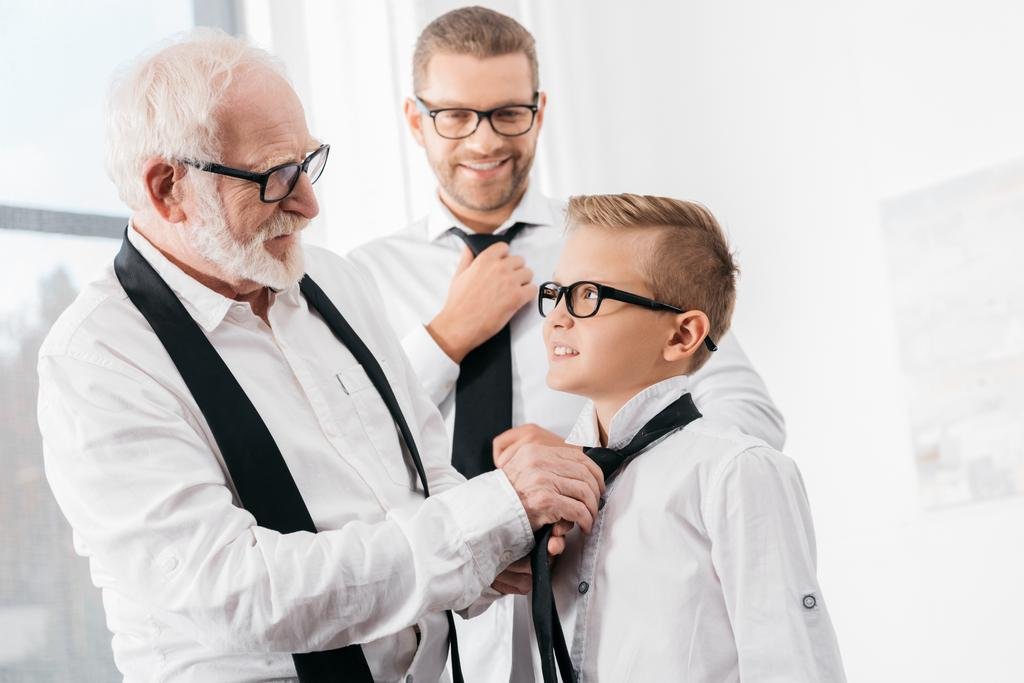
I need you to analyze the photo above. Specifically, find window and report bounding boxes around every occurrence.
[0,2,233,677]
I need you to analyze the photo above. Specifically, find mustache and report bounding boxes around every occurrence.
[257,212,309,240]
[455,152,518,163]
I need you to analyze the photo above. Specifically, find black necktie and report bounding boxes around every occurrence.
[113,233,465,683]
[448,222,529,479]
[530,392,703,683]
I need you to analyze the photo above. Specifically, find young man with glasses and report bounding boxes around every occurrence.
[502,193,845,682]
[348,6,786,681]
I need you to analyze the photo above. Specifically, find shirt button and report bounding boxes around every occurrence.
[578,581,589,594]
[802,594,817,609]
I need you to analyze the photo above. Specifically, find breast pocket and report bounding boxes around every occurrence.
[335,361,418,489]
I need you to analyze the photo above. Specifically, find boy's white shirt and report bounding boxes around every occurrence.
[348,183,789,683]
[545,375,846,682]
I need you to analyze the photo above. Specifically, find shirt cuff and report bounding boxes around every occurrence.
[435,469,533,585]
[402,324,460,406]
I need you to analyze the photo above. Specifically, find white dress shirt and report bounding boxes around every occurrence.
[548,375,845,682]
[347,184,788,683]
[37,226,534,682]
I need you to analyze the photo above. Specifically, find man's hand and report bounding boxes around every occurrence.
[500,443,605,534]
[494,423,573,468]
[426,243,535,363]
[491,521,574,595]
[491,557,531,595]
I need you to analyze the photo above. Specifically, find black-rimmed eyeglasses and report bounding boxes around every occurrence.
[538,280,718,352]
[183,143,330,203]
[415,93,539,139]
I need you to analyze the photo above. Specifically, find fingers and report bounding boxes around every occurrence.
[491,564,533,595]
[493,433,533,469]
[556,495,596,534]
[477,241,511,260]
[553,474,600,526]
[554,447,606,495]
[492,426,524,467]
[551,520,574,537]
[454,246,474,274]
[519,282,537,308]
[506,556,531,573]
[547,534,566,556]
[533,452,604,504]
[509,453,600,509]
[503,444,606,534]
[476,244,531,278]
[493,424,567,468]
[492,578,529,595]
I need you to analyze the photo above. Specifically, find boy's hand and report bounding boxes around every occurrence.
[426,244,535,363]
[500,443,605,534]
[493,423,571,468]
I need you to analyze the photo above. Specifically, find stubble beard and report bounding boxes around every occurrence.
[434,148,535,214]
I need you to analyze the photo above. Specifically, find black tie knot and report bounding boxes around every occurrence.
[581,446,629,481]
[449,222,528,257]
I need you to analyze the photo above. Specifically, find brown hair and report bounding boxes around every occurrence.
[566,194,739,371]
[413,6,539,92]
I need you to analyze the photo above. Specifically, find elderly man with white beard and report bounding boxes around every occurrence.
[36,29,604,683]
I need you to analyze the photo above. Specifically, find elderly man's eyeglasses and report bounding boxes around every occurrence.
[538,280,718,352]
[183,144,330,203]
[415,93,539,140]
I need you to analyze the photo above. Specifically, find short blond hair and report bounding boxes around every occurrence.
[566,194,738,371]
[413,6,539,93]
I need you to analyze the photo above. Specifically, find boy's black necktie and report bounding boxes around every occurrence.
[448,222,528,479]
[530,392,703,683]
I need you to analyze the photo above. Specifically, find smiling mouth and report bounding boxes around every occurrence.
[460,158,510,172]
[553,345,579,357]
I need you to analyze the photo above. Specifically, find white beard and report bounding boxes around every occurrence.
[187,182,307,290]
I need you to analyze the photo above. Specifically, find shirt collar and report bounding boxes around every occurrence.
[425,180,559,242]
[566,375,692,450]
[126,221,243,333]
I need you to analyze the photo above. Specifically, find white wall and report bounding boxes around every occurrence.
[527,2,1024,681]
[251,1,1024,679]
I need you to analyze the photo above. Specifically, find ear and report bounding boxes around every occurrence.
[403,97,426,148]
[663,310,711,363]
[534,90,547,133]
[142,158,189,223]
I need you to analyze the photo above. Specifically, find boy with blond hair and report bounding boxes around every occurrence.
[502,194,845,681]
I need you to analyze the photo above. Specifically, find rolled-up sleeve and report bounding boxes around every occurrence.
[704,447,846,682]
[38,349,532,654]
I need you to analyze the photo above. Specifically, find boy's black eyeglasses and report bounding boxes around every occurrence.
[538,280,718,352]
[415,93,540,139]
[182,144,330,203]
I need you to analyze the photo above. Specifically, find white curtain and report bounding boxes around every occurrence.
[242,3,1024,682]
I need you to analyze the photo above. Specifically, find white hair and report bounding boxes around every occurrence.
[105,27,288,210]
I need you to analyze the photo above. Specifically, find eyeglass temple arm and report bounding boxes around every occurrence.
[188,161,265,183]
[602,286,718,352]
